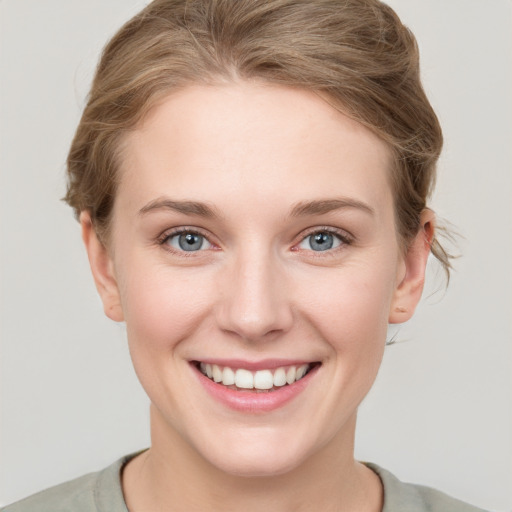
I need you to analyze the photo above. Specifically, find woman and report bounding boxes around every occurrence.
[2,1,491,511]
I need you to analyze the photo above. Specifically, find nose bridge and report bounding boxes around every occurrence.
[216,242,293,341]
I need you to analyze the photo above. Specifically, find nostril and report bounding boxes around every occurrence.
[213,265,294,340]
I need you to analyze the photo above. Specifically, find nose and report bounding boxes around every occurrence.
[215,248,294,342]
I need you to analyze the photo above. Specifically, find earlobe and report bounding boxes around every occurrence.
[388,210,435,324]
[80,212,124,322]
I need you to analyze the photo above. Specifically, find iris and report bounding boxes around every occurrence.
[308,232,334,251]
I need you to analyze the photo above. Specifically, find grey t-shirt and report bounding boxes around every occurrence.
[2,454,489,512]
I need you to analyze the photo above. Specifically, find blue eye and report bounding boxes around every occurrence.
[299,231,343,251]
[166,232,212,252]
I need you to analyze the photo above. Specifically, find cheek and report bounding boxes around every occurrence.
[294,261,396,393]
[298,262,395,342]
[118,261,218,415]
[119,259,214,354]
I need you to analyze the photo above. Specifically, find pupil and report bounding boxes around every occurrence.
[311,232,333,251]
[179,233,202,251]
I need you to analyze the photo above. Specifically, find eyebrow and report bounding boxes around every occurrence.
[138,197,220,219]
[290,198,375,217]
[138,196,374,219]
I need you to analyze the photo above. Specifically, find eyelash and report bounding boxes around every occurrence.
[156,226,353,256]
[157,227,213,254]
[294,226,353,255]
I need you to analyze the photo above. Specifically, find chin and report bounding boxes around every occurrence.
[208,447,306,478]
[200,425,321,478]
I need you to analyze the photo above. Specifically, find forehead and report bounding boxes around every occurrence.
[117,82,394,216]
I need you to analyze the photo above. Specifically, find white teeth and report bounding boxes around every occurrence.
[199,362,314,390]
[253,370,273,390]
[296,364,308,380]
[273,367,287,387]
[235,369,254,389]
[222,366,235,385]
[212,364,222,383]
[286,366,296,385]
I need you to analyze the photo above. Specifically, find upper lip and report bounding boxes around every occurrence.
[192,358,319,371]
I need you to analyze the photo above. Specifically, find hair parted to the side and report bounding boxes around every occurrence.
[64,0,453,277]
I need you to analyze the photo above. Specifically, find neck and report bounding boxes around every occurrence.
[122,405,382,512]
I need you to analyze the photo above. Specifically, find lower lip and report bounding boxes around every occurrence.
[192,364,319,413]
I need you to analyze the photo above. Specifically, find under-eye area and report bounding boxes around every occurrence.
[194,361,321,392]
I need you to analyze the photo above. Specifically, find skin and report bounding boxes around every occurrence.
[81,82,433,511]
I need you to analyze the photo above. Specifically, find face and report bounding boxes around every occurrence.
[84,82,430,477]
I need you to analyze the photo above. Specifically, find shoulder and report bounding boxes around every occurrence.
[1,455,132,512]
[366,463,491,512]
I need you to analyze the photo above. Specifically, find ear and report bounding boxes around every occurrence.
[388,209,435,324]
[80,211,124,322]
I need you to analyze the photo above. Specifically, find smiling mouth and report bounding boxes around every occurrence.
[194,361,320,392]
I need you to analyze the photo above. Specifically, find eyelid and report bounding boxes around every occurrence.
[292,226,354,252]
[157,226,218,254]
[155,225,353,255]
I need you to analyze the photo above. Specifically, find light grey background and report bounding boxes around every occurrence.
[1,1,511,510]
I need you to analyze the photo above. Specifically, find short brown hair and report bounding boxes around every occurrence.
[65,0,451,275]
